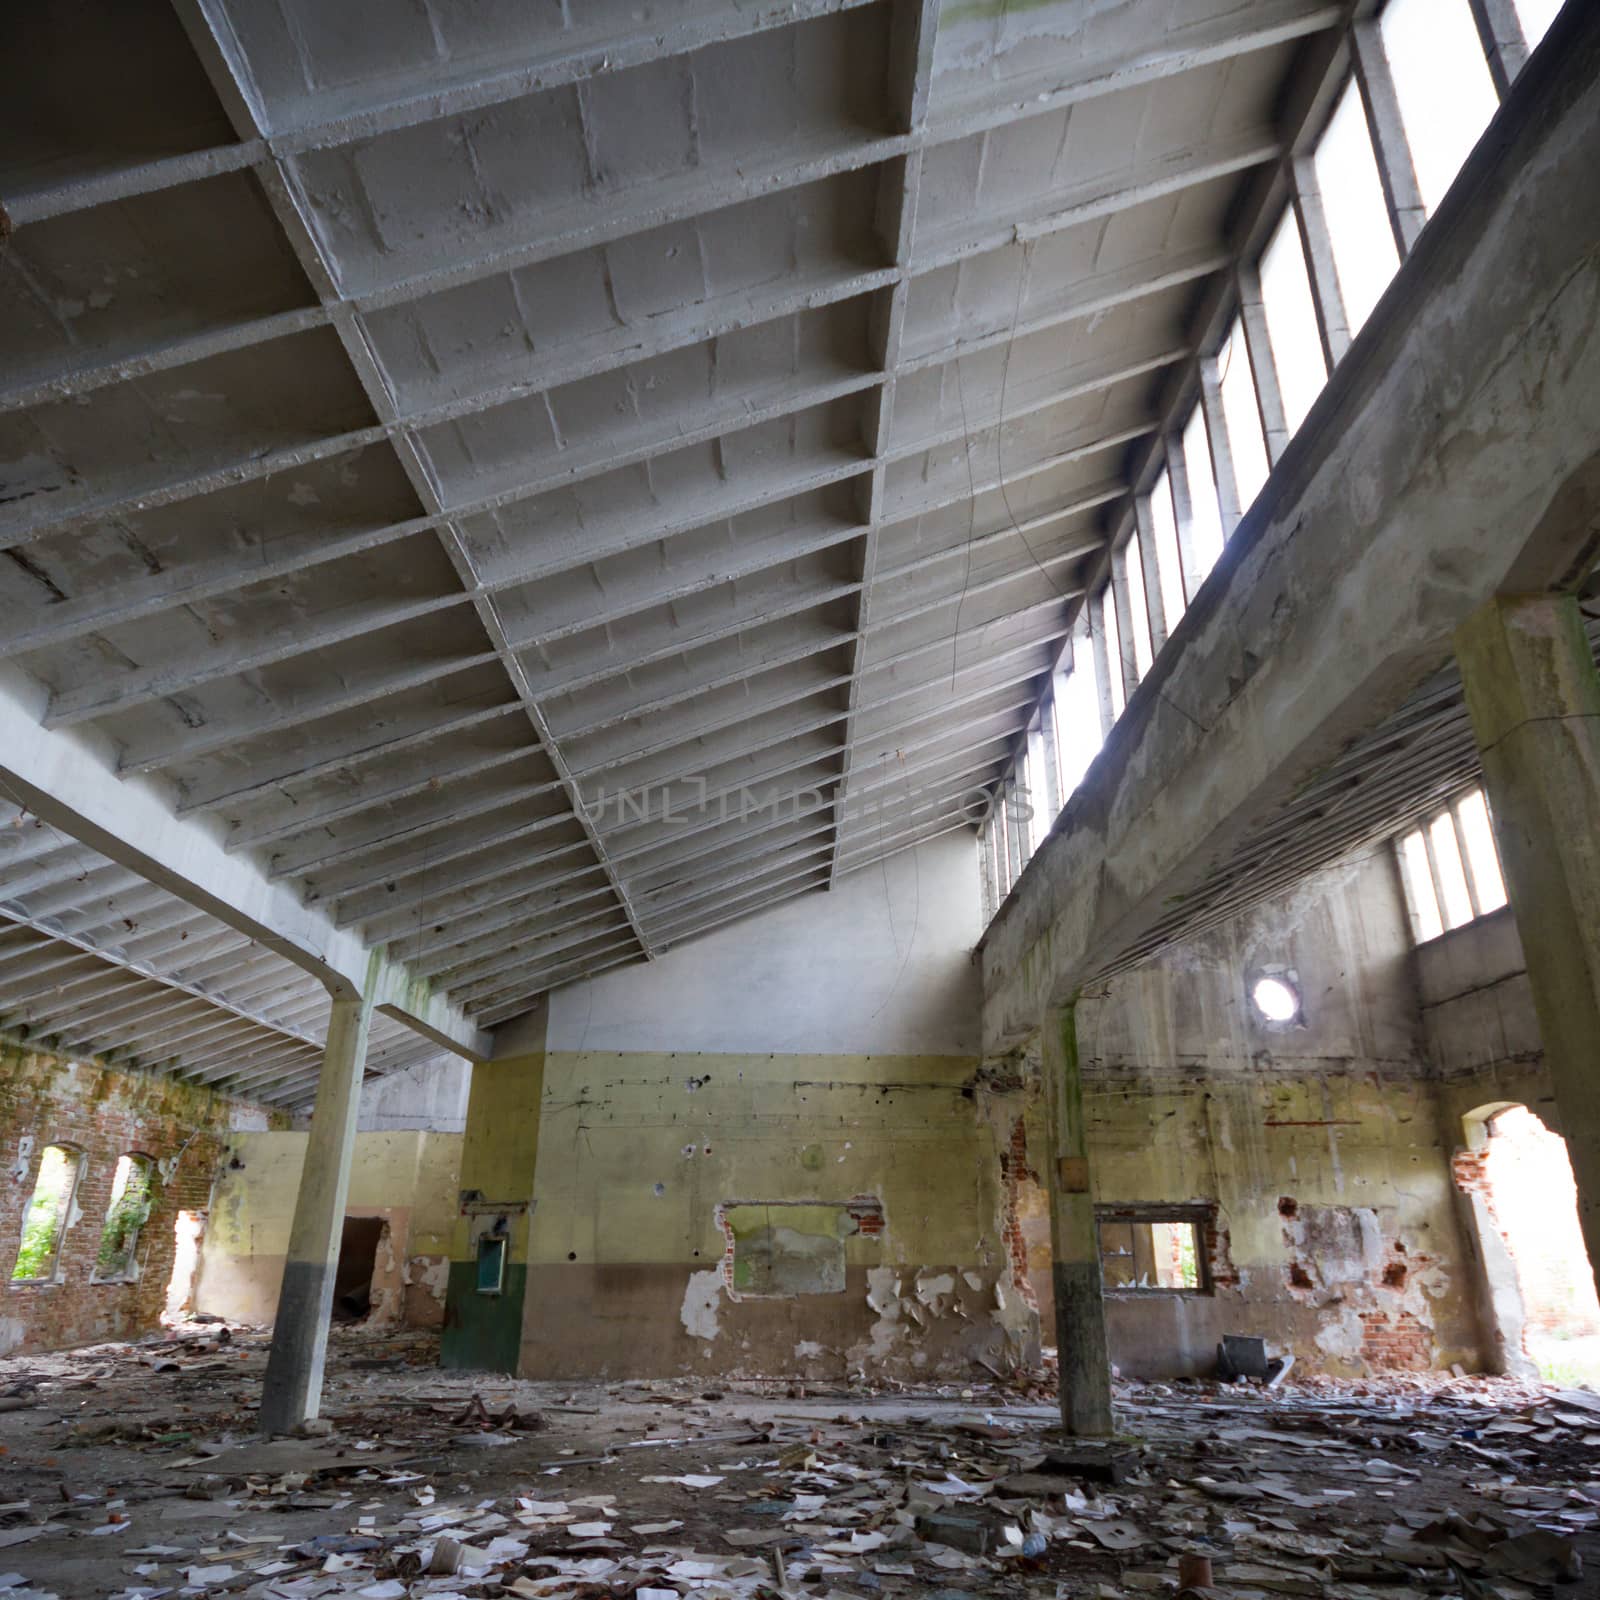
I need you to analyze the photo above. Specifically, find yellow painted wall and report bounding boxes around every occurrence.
[518,1049,1037,1378]
[195,1129,462,1325]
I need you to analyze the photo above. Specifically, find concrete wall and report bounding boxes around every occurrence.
[518,833,1039,1379]
[194,1128,462,1330]
[1012,852,1488,1377]
[0,1040,267,1355]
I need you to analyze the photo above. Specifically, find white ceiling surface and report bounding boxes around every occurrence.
[0,0,1333,1105]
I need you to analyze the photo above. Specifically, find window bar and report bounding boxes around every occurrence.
[1085,608,1117,742]
[1449,800,1485,920]
[1235,263,1291,466]
[1290,154,1352,369]
[1197,357,1244,540]
[1464,0,1530,98]
[1351,19,1428,254]
[1163,429,1204,603]
[1109,538,1142,705]
[1132,493,1170,656]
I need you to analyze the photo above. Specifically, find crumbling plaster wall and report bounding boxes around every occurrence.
[194,1129,461,1330]
[522,833,1038,1379]
[0,1038,266,1355]
[1017,852,1484,1377]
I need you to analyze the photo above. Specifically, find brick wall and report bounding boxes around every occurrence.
[0,1038,273,1355]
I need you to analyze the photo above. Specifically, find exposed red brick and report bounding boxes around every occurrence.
[0,1041,270,1355]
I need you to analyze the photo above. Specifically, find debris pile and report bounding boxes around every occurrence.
[0,1333,1596,1599]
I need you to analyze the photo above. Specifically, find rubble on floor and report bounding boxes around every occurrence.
[0,1328,1597,1599]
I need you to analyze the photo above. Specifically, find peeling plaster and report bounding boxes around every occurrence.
[679,1268,722,1341]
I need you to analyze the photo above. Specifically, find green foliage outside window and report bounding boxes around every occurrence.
[12,1145,80,1282]
[95,1155,158,1280]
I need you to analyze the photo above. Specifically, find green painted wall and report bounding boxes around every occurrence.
[441,1016,546,1373]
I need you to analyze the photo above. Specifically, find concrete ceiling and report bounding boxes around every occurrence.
[0,0,1340,1103]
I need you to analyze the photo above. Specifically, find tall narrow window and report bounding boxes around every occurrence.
[1217,319,1270,513]
[1380,0,1499,216]
[1398,828,1443,941]
[1429,811,1475,928]
[1100,586,1125,719]
[1258,208,1328,435]
[1123,530,1155,679]
[1313,81,1400,336]
[12,1144,83,1283]
[1455,789,1508,912]
[1181,405,1226,577]
[1053,626,1104,801]
[1026,720,1051,848]
[94,1154,157,1283]
[1149,469,1187,633]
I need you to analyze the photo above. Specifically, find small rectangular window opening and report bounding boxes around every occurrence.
[1097,1204,1211,1293]
[476,1234,507,1295]
[12,1144,82,1283]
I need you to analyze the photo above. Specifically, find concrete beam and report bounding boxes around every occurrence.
[0,671,490,1062]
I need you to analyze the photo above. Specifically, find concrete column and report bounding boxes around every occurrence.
[443,1002,547,1372]
[1163,429,1203,603]
[1235,264,1290,466]
[1133,493,1170,655]
[1456,594,1600,1294]
[1465,0,1529,99]
[1352,20,1427,255]
[1086,606,1117,740]
[1290,156,1351,368]
[1040,1002,1114,1435]
[1197,356,1243,539]
[259,970,378,1433]
[1109,540,1141,704]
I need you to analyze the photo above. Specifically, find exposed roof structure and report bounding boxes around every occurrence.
[0,0,1344,1103]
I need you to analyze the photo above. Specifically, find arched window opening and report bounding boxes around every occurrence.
[93,1153,159,1283]
[11,1144,83,1283]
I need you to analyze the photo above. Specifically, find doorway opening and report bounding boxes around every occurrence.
[163,1209,206,1324]
[332,1217,387,1324]
[1460,1104,1600,1387]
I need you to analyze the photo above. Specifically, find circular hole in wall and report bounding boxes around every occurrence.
[1251,974,1300,1022]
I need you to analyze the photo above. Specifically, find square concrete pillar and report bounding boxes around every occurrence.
[442,999,546,1373]
[259,973,377,1433]
[1456,594,1600,1294]
[1040,1003,1114,1435]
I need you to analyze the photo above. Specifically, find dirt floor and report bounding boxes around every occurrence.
[0,1325,1596,1599]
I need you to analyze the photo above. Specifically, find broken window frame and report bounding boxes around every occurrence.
[1095,1202,1214,1296]
[11,1142,85,1285]
[91,1151,158,1284]
[1393,785,1509,944]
